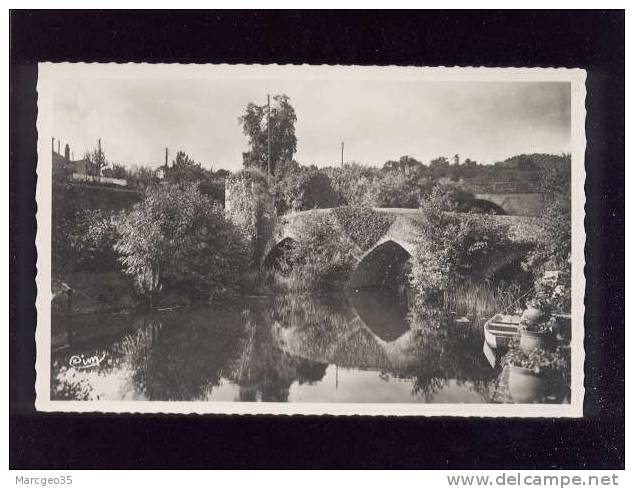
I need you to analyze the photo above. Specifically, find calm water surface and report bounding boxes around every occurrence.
[51,291,497,403]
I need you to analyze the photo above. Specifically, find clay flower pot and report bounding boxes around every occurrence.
[519,329,552,354]
[508,366,546,403]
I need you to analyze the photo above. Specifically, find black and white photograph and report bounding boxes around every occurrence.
[33,64,586,416]
[9,8,627,475]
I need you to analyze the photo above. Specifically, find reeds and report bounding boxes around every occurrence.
[442,280,525,323]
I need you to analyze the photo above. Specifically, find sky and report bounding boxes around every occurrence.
[52,77,571,172]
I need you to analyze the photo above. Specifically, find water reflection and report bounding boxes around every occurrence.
[51,290,497,403]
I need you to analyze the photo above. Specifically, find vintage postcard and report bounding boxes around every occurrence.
[35,63,586,416]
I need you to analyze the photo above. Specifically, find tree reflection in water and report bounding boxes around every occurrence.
[51,290,498,403]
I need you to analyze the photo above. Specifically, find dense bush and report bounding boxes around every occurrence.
[374,170,434,208]
[52,203,120,276]
[323,164,381,207]
[409,187,511,301]
[274,167,340,214]
[115,183,250,303]
[332,206,395,251]
[282,212,356,290]
[225,167,274,263]
[523,154,571,273]
[322,164,473,209]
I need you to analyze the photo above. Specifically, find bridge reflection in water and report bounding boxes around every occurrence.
[51,291,497,403]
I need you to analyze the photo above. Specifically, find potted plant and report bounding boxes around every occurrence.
[519,314,556,354]
[504,343,570,403]
[519,276,558,353]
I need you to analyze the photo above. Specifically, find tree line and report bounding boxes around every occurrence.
[52,93,572,309]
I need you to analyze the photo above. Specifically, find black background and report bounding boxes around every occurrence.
[10,10,625,469]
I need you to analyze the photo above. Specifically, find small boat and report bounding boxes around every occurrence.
[482,340,497,368]
[484,313,521,350]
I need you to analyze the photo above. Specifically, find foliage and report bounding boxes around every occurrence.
[83,143,108,176]
[239,94,297,175]
[127,165,159,188]
[102,163,129,180]
[323,164,382,207]
[441,280,525,324]
[52,205,120,275]
[523,154,571,273]
[332,206,396,251]
[165,151,208,184]
[528,264,572,314]
[281,212,356,290]
[382,155,424,173]
[163,150,226,203]
[519,315,557,334]
[409,187,511,301]
[374,170,435,208]
[225,167,273,262]
[503,342,570,379]
[115,183,250,303]
[274,166,340,214]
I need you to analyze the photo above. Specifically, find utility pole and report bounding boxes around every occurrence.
[267,94,271,184]
[165,147,169,167]
[341,141,344,168]
[51,137,55,155]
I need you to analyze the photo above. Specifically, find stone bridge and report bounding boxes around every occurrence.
[263,207,539,288]
[472,192,544,217]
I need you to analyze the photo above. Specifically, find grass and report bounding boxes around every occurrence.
[441,280,528,324]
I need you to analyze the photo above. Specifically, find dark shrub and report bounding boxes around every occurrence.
[115,183,250,303]
[409,187,511,301]
[282,211,356,289]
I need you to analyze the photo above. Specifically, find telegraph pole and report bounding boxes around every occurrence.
[267,94,271,184]
[165,147,169,167]
[341,141,344,168]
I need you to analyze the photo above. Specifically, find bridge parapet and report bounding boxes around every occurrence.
[263,207,541,284]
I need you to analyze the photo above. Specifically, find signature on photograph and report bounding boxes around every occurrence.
[69,353,106,369]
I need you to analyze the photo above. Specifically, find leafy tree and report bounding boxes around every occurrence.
[282,212,356,289]
[274,166,340,214]
[429,156,450,179]
[115,183,250,303]
[382,155,424,174]
[128,165,159,188]
[102,163,129,180]
[375,170,434,208]
[84,144,108,176]
[523,154,571,272]
[165,151,209,184]
[449,154,462,181]
[409,187,510,301]
[239,94,297,175]
[322,163,381,207]
[164,151,225,203]
[213,168,231,180]
[52,203,120,276]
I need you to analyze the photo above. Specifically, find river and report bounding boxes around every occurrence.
[50,290,498,403]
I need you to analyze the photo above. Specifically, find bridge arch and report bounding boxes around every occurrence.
[263,237,297,269]
[350,239,413,291]
[459,198,507,215]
